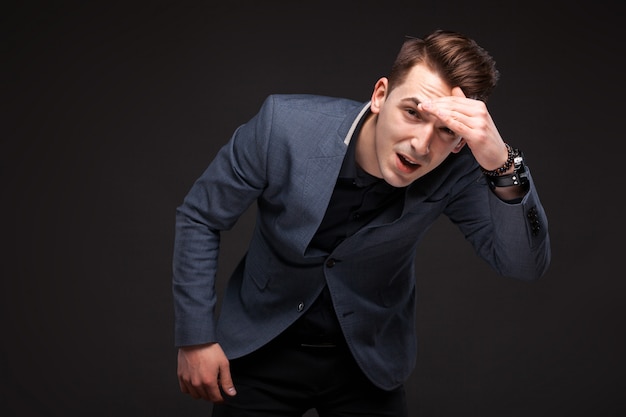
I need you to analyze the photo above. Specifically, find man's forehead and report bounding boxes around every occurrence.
[393,66,453,100]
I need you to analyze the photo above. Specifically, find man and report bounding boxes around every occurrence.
[172,29,551,416]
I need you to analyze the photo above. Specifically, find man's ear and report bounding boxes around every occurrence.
[370,77,388,114]
[451,138,466,153]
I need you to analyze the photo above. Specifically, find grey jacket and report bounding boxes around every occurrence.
[172,94,551,390]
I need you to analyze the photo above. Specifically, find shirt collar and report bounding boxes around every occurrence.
[338,108,383,187]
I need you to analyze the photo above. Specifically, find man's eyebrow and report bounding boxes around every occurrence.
[400,97,421,106]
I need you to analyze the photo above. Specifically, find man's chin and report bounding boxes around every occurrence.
[382,172,417,188]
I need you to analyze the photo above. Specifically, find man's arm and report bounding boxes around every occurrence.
[420,87,550,279]
[172,96,276,402]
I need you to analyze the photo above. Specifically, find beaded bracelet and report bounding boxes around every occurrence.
[480,143,514,177]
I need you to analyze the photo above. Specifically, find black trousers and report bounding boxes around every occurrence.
[211,334,408,417]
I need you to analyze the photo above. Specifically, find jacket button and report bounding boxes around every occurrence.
[297,302,305,312]
[326,258,336,268]
[527,206,541,235]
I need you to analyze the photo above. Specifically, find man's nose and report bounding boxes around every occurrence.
[410,126,433,155]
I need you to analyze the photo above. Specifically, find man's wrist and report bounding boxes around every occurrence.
[480,143,514,176]
[484,147,529,190]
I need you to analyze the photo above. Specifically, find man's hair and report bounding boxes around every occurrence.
[388,29,500,102]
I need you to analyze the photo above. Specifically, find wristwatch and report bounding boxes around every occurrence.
[486,148,529,189]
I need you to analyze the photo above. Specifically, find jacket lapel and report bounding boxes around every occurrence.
[299,102,371,257]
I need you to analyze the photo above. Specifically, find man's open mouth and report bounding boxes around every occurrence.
[398,154,418,168]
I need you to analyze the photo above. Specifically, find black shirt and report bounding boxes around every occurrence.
[287,116,406,342]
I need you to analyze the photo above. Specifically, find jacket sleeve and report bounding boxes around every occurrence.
[171,96,275,346]
[444,166,551,281]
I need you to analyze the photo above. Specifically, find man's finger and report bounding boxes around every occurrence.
[219,365,237,397]
[451,86,466,98]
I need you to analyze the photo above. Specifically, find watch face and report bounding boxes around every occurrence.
[513,149,524,169]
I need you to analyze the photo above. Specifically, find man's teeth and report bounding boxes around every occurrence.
[400,155,417,165]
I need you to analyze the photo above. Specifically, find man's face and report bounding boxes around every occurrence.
[363,63,466,188]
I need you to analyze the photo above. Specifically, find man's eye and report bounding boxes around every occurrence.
[406,108,420,118]
[441,127,455,136]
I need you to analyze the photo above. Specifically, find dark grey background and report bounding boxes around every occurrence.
[3,1,624,416]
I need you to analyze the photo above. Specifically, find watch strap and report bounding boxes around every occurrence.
[488,172,525,187]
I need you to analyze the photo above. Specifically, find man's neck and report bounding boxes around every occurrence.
[354,112,382,179]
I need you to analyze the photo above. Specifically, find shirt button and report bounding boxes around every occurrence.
[297,302,305,312]
[326,258,336,268]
